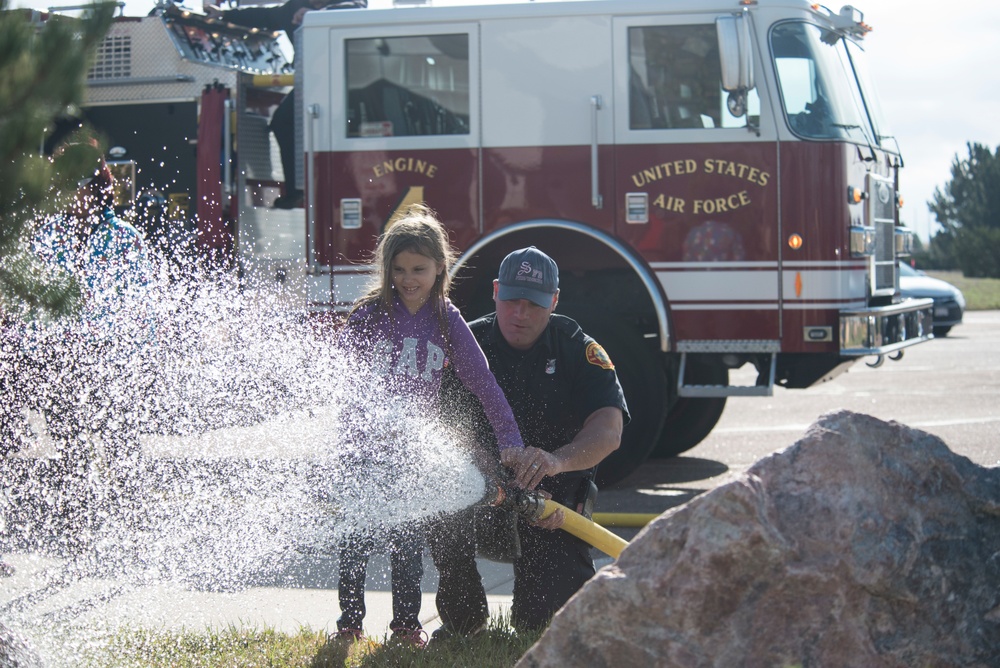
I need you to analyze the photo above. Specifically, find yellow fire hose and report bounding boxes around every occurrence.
[538,499,628,559]
[483,483,655,559]
[591,512,659,528]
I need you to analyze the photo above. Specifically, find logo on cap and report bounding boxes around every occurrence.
[516,261,545,285]
[497,247,559,308]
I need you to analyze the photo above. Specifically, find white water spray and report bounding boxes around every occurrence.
[1,239,489,663]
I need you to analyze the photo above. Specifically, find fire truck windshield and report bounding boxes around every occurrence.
[845,39,896,151]
[770,22,875,144]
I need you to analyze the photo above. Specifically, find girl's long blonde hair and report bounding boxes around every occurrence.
[352,204,458,327]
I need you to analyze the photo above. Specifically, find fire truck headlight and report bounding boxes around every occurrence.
[850,225,876,257]
[894,226,915,257]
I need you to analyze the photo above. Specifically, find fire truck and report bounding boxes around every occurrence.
[61,0,299,280]
[293,0,934,486]
[70,0,934,486]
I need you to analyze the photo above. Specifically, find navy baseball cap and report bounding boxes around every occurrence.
[496,246,559,308]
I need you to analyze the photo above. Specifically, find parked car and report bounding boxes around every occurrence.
[898,263,965,337]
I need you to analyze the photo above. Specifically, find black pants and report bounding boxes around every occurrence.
[511,519,596,631]
[270,92,297,192]
[337,526,424,632]
[430,476,596,633]
[427,507,490,635]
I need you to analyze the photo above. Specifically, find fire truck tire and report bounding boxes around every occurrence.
[651,361,728,459]
[562,311,667,488]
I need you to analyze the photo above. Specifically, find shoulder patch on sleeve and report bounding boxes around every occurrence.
[585,341,614,370]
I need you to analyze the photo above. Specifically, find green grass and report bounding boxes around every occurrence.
[82,619,543,668]
[925,271,1000,311]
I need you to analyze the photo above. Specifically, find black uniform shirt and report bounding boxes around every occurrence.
[469,313,630,497]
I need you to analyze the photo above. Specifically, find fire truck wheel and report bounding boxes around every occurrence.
[651,360,728,459]
[562,311,667,488]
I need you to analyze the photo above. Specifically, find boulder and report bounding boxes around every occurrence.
[518,410,1000,668]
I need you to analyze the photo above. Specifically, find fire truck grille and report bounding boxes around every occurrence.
[89,34,132,80]
[874,220,895,289]
[869,176,896,294]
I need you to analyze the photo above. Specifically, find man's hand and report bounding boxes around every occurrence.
[500,408,623,490]
[502,446,561,490]
[496,450,565,530]
[534,503,564,530]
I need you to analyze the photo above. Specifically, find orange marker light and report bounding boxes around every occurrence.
[788,233,803,250]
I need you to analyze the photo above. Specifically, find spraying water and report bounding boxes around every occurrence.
[1,236,488,663]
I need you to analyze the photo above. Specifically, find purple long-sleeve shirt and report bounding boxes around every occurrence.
[341,296,524,450]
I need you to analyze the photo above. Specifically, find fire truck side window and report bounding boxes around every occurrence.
[345,34,470,138]
[628,24,756,130]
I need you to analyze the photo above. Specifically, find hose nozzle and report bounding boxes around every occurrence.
[479,478,629,559]
[481,480,547,523]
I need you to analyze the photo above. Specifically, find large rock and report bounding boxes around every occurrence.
[518,410,1000,667]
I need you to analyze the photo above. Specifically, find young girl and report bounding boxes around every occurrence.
[334,203,524,645]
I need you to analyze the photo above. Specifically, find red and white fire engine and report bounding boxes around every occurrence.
[293,0,934,484]
[73,0,935,485]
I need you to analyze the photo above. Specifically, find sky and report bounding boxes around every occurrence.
[858,1,1000,241]
[14,0,1000,241]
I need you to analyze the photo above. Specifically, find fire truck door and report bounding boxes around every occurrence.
[611,15,781,343]
[314,24,481,281]
[478,14,615,233]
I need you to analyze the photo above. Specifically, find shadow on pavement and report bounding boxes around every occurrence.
[596,456,730,517]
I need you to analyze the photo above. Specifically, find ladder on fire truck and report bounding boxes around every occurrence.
[678,349,777,398]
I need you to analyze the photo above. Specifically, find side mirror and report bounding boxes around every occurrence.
[717,12,755,116]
